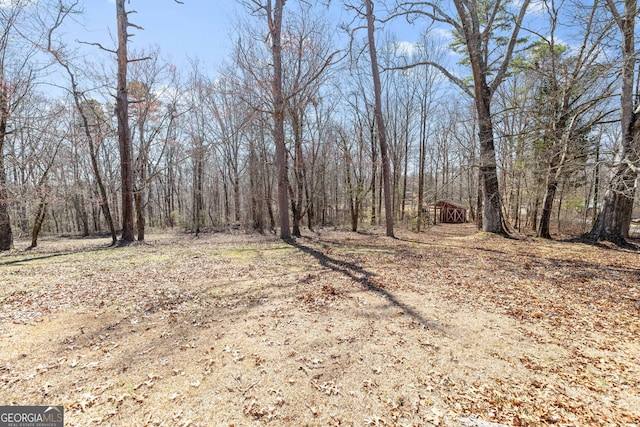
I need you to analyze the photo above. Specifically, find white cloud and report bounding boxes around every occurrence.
[512,0,547,15]
[432,27,455,43]
[394,40,418,57]
[527,0,548,15]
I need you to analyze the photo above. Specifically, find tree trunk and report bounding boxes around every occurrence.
[351,200,359,232]
[30,198,48,249]
[80,117,117,244]
[91,138,117,244]
[538,139,564,238]
[135,190,146,241]
[233,175,241,223]
[476,91,507,235]
[344,135,358,232]
[134,118,148,242]
[261,147,277,233]
[0,82,13,251]
[401,120,409,221]
[116,0,135,243]
[590,166,637,243]
[193,149,204,236]
[370,123,377,226]
[417,96,427,232]
[530,195,540,231]
[290,110,305,237]
[475,169,483,229]
[537,176,558,239]
[249,142,264,233]
[306,181,314,232]
[591,139,600,226]
[290,185,301,237]
[589,0,638,243]
[269,0,290,239]
[366,0,394,238]
[449,0,530,235]
[73,194,90,237]
[0,167,12,251]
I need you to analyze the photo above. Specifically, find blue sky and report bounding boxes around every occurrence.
[64,1,426,72]
[68,0,243,69]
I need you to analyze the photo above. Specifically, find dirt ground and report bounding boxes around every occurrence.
[0,225,639,426]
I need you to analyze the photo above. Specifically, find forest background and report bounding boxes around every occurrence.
[0,0,639,248]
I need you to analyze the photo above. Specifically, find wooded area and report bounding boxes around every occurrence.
[0,0,639,248]
[1,1,639,424]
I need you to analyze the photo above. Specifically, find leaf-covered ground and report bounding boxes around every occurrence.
[0,225,638,426]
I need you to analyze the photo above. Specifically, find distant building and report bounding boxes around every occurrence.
[434,200,467,224]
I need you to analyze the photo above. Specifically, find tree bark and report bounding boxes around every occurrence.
[0,83,12,251]
[417,95,427,231]
[343,132,359,232]
[116,0,135,242]
[134,119,148,241]
[73,194,89,236]
[366,0,394,237]
[290,109,305,237]
[589,0,638,243]
[268,0,291,239]
[30,198,48,249]
[538,125,568,238]
[591,140,600,226]
[249,140,264,233]
[135,190,146,241]
[192,142,204,236]
[471,61,507,235]
[537,171,559,239]
[90,138,117,244]
[370,123,377,226]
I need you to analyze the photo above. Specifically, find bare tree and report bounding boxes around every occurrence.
[111,0,137,242]
[0,0,38,250]
[239,0,290,239]
[588,0,639,243]
[183,66,211,235]
[238,0,341,238]
[338,119,370,231]
[526,0,616,238]
[282,9,340,237]
[395,0,532,235]
[127,51,182,241]
[43,1,119,244]
[29,130,64,249]
[364,0,394,237]
[206,75,251,225]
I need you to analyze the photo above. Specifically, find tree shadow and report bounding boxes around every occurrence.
[285,238,442,330]
[0,245,114,267]
[567,234,639,251]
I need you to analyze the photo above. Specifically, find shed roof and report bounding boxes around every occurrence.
[435,200,467,210]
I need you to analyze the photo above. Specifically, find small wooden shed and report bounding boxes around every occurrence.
[435,200,467,224]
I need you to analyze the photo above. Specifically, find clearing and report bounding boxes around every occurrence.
[0,225,639,426]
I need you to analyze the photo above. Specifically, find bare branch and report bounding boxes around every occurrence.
[128,21,145,31]
[77,40,117,54]
[489,0,531,95]
[129,56,152,63]
[386,61,474,98]
[394,1,461,32]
